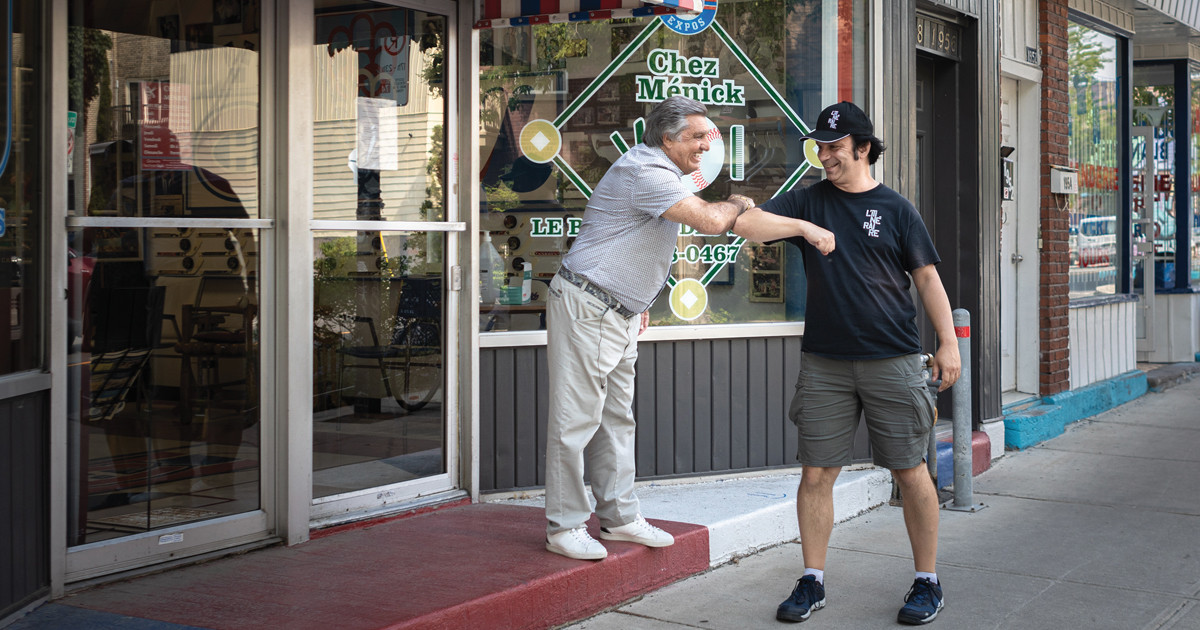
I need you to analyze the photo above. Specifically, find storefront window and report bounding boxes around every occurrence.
[1133,63,1179,291]
[66,2,262,545]
[477,1,866,331]
[1191,66,1200,284]
[1066,21,1121,298]
[0,3,43,375]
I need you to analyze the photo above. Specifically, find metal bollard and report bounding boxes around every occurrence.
[945,309,985,512]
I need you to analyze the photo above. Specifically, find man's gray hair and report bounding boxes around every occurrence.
[644,96,707,148]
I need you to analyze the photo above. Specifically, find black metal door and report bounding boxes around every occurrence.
[915,52,959,420]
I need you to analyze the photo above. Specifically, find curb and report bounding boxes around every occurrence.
[1003,370,1148,449]
[1145,362,1200,392]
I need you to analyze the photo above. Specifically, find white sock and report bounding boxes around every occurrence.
[915,571,938,584]
[803,568,824,584]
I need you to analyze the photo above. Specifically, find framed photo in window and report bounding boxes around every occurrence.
[597,82,619,102]
[749,244,782,271]
[89,228,143,262]
[597,104,619,126]
[578,107,595,126]
[749,244,783,302]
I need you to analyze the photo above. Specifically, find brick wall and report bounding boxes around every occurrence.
[1039,0,1070,396]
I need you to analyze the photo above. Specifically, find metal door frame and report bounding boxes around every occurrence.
[302,0,466,526]
[49,0,279,588]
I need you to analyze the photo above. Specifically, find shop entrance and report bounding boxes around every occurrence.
[999,76,1040,399]
[915,51,960,417]
[64,0,273,581]
[308,0,463,522]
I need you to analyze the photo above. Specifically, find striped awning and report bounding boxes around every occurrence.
[475,0,701,29]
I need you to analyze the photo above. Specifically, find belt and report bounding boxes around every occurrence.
[556,268,639,319]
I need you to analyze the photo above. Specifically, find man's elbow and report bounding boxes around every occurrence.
[692,211,735,236]
[716,214,739,235]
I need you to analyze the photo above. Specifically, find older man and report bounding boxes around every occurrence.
[544,95,830,560]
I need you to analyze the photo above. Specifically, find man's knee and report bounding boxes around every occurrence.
[800,465,841,491]
[890,464,934,492]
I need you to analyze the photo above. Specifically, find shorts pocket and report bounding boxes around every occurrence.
[908,372,937,433]
[788,369,808,427]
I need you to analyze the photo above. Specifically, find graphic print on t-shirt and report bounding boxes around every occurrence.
[863,209,882,237]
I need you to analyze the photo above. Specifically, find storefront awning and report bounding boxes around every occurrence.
[475,0,701,29]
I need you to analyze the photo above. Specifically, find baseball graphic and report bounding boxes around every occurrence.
[684,118,724,193]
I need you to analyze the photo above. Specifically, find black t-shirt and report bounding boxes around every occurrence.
[760,180,940,359]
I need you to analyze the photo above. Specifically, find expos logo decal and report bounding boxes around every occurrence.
[662,0,718,35]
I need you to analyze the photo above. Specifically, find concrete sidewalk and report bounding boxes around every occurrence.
[8,370,1196,630]
[567,376,1200,630]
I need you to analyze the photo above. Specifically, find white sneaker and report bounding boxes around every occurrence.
[546,527,608,560]
[599,516,675,548]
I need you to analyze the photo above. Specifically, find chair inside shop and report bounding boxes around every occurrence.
[338,276,443,413]
[86,286,167,422]
[174,275,258,423]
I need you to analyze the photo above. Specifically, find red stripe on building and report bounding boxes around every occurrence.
[838,0,854,102]
[485,0,503,20]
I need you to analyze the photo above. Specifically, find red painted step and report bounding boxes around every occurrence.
[62,503,709,630]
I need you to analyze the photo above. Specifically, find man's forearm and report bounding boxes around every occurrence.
[733,208,797,242]
[665,194,753,235]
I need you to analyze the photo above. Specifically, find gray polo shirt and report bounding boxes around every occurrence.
[560,143,693,313]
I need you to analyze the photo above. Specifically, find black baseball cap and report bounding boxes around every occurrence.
[800,101,874,143]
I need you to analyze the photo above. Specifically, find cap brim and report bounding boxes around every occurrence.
[799,130,851,143]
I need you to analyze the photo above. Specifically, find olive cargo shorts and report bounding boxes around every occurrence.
[788,352,936,470]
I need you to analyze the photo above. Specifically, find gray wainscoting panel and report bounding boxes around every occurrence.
[1,390,50,619]
[480,336,870,494]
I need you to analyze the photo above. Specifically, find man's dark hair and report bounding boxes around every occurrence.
[852,134,887,164]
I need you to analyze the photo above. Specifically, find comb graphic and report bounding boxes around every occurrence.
[728,124,744,181]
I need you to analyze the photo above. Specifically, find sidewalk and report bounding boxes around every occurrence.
[9,369,1197,630]
[568,375,1200,630]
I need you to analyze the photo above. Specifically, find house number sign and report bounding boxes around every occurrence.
[916,14,961,60]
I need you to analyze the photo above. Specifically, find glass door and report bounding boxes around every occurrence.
[309,0,462,521]
[64,0,272,580]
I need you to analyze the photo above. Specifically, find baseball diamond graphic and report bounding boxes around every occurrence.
[515,5,820,320]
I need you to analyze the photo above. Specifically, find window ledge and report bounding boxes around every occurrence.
[1068,293,1139,309]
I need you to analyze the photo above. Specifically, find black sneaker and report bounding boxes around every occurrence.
[776,575,826,622]
[897,577,944,625]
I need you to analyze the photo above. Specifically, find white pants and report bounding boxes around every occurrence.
[545,275,641,535]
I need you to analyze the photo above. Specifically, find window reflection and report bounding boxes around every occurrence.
[1066,21,1120,298]
[0,2,43,375]
[476,1,866,331]
[66,1,262,545]
[68,228,260,545]
[1133,63,1179,291]
[1191,67,1200,286]
[69,8,259,218]
[311,230,445,498]
[312,3,447,223]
